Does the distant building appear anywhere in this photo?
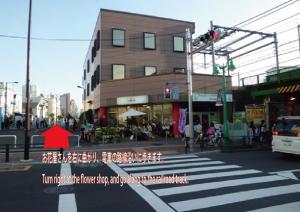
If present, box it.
[22,84,40,112]
[69,99,78,118]
[60,93,70,117]
[47,94,61,118]
[0,82,20,116]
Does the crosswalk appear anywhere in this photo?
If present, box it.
[108,154,300,212]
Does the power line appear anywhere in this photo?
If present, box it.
[0,31,186,42]
[232,56,300,77]
[234,0,299,28]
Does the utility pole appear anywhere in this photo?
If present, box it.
[186,28,194,151]
[274,32,280,74]
[4,82,8,118]
[210,21,216,74]
[24,0,32,160]
[298,25,300,55]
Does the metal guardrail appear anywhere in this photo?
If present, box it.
[30,135,80,147]
[0,135,17,148]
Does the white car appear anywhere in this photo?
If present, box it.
[272,116,300,155]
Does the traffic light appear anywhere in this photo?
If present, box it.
[199,30,220,44]
[164,86,172,100]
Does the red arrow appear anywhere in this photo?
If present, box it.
[40,125,73,148]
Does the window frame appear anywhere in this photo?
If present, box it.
[112,64,125,80]
[174,67,186,74]
[84,69,86,80]
[87,60,90,73]
[144,66,157,76]
[173,35,185,53]
[143,32,156,50]
[87,83,90,97]
[112,28,125,47]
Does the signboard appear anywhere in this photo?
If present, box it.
[193,93,233,102]
[172,85,180,100]
[245,105,265,125]
[117,95,148,105]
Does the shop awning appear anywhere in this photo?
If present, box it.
[277,84,300,94]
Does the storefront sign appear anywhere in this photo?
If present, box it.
[117,95,148,105]
[245,105,265,125]
[193,93,233,102]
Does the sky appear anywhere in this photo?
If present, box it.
[0,0,299,109]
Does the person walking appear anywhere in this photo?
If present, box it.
[194,120,203,150]
[184,121,191,154]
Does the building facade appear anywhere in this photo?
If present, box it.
[82,9,232,136]
[60,93,71,117]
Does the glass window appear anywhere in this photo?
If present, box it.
[84,69,86,80]
[174,36,184,52]
[174,68,185,73]
[112,64,125,80]
[87,83,90,96]
[144,32,155,49]
[112,29,125,47]
[145,66,156,76]
[87,60,90,73]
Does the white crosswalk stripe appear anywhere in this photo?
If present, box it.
[108,154,300,212]
[119,157,210,167]
[124,161,224,171]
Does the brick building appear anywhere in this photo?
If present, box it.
[82,9,232,136]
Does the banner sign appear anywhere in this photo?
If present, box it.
[178,108,187,134]
[245,105,265,125]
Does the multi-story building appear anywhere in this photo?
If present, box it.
[60,93,71,117]
[0,82,21,116]
[82,9,232,136]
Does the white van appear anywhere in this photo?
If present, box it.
[272,116,300,155]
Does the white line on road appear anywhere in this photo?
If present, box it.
[131,165,241,177]
[144,169,262,186]
[169,183,300,212]
[160,154,197,160]
[124,161,224,171]
[119,158,210,167]
[153,175,288,196]
[58,163,77,212]
[58,194,77,212]
[248,201,300,212]
[107,162,174,212]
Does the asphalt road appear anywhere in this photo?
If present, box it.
[1,150,300,212]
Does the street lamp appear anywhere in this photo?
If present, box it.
[214,59,235,147]
[4,81,18,118]
[77,85,86,124]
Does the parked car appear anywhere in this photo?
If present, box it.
[272,116,300,155]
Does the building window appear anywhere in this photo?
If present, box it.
[112,28,125,47]
[87,60,90,73]
[96,65,100,84]
[87,83,90,96]
[96,30,100,50]
[173,36,184,52]
[145,66,157,76]
[112,64,125,80]
[174,68,185,73]
[84,69,86,80]
[144,32,156,49]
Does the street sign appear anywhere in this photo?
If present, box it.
[172,85,179,100]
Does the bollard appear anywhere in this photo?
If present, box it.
[60,148,64,161]
[5,144,9,162]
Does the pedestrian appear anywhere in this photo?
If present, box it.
[35,116,39,129]
[69,118,74,131]
[194,120,202,142]
[259,120,267,144]
[248,121,255,145]
[184,121,191,154]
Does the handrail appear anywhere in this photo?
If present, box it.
[0,135,17,148]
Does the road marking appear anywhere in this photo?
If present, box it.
[59,163,73,186]
[153,175,288,196]
[124,161,224,171]
[58,194,77,212]
[119,158,211,167]
[58,163,77,212]
[107,162,174,212]
[131,165,241,177]
[248,201,300,212]
[144,169,262,185]
[161,154,197,160]
[269,170,300,181]
[169,183,300,211]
